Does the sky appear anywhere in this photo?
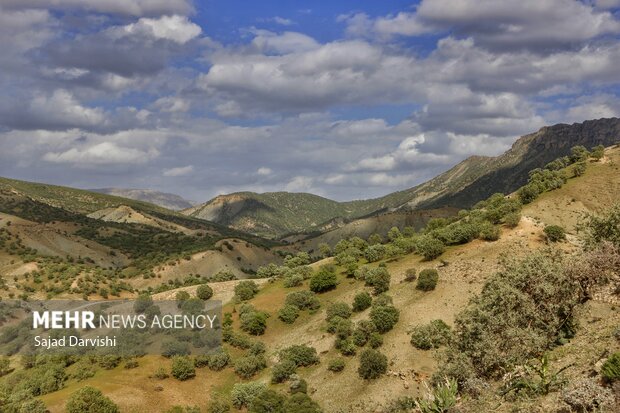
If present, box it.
[1,0,620,203]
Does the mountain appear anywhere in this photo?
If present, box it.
[90,188,194,210]
[185,118,620,238]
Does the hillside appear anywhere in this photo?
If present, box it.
[31,144,620,413]
[185,118,620,239]
[91,188,194,210]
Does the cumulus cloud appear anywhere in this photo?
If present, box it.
[257,167,272,176]
[115,15,201,44]
[42,141,159,166]
[251,30,319,54]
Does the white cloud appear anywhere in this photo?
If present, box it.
[251,30,320,54]
[117,15,201,44]
[152,96,190,112]
[163,165,194,176]
[24,90,107,130]
[43,141,158,166]
[1,0,194,17]
[257,167,272,176]
[272,17,294,26]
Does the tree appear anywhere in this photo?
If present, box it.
[235,280,259,301]
[175,290,190,307]
[279,345,320,367]
[234,355,267,379]
[171,356,196,381]
[66,387,120,413]
[278,304,300,324]
[271,359,297,383]
[570,145,590,162]
[285,291,320,310]
[580,204,620,248]
[231,382,266,409]
[368,233,383,245]
[249,389,286,413]
[358,349,388,379]
[364,266,391,295]
[196,284,214,300]
[387,226,402,241]
[417,269,439,291]
[518,184,541,204]
[352,291,372,312]
[410,319,452,350]
[318,243,331,258]
[283,394,322,413]
[326,302,352,321]
[309,266,337,293]
[572,161,586,177]
[240,310,269,335]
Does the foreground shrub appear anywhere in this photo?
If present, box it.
[580,204,620,248]
[325,302,352,321]
[436,252,581,382]
[416,378,458,413]
[601,352,620,383]
[479,222,500,241]
[543,225,566,242]
[66,387,119,413]
[271,359,297,384]
[503,211,521,228]
[171,356,196,381]
[416,269,439,291]
[410,320,452,350]
[561,378,614,413]
[358,349,388,379]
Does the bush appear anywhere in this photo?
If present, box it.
[248,389,286,413]
[601,352,620,383]
[364,244,386,262]
[208,351,231,371]
[561,378,614,413]
[573,161,586,177]
[240,310,269,336]
[410,320,452,350]
[352,320,377,347]
[231,382,266,409]
[518,184,540,204]
[285,291,320,311]
[544,225,566,242]
[416,378,458,413]
[171,356,196,381]
[283,274,303,288]
[235,280,259,301]
[369,305,399,333]
[196,284,213,300]
[368,332,383,348]
[278,304,300,324]
[364,266,391,295]
[358,349,388,379]
[280,345,319,367]
[66,386,119,413]
[404,268,417,282]
[284,393,322,413]
[580,204,620,248]
[416,269,439,291]
[207,395,231,413]
[234,355,267,379]
[416,236,445,261]
[309,266,337,293]
[328,358,346,372]
[591,144,605,160]
[288,374,308,394]
[437,252,582,382]
[503,211,521,228]
[335,337,357,356]
[271,359,297,383]
[326,302,352,321]
[175,290,190,306]
[352,291,372,312]
[479,222,500,241]
[153,366,169,379]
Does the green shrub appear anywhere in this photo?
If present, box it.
[208,351,230,371]
[416,236,445,261]
[580,204,620,248]
[231,382,266,409]
[479,222,500,241]
[171,356,196,381]
[175,290,190,306]
[66,387,119,413]
[570,145,590,162]
[369,305,399,333]
[518,184,540,204]
[335,337,357,356]
[416,269,439,291]
[283,274,303,288]
[503,211,521,228]
[326,302,352,321]
[573,161,586,177]
[364,244,386,262]
[207,395,231,413]
[352,291,372,312]
[602,352,620,383]
[235,280,259,301]
[279,345,319,367]
[285,291,320,311]
[368,332,383,348]
[328,358,346,372]
[404,268,417,282]
[248,389,286,413]
[364,266,391,295]
[352,320,377,347]
[416,378,458,413]
[544,225,566,242]
[358,349,388,379]
[240,310,269,336]
[283,393,322,413]
[271,359,297,383]
[591,144,605,160]
[309,266,337,293]
[410,320,452,350]
[234,355,267,379]
[196,284,213,300]
[153,366,169,379]
[278,304,300,324]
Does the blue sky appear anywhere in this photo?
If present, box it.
[1,0,619,202]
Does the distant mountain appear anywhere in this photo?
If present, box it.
[90,188,194,210]
[185,118,620,238]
